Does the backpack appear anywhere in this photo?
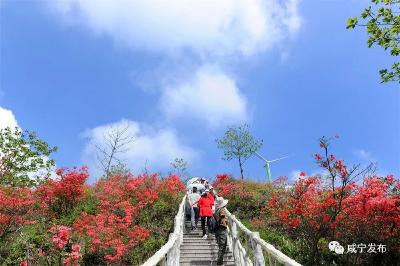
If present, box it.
[210,208,226,233]
[210,215,218,233]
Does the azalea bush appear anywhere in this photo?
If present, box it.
[260,138,400,265]
[214,137,400,266]
[0,168,185,265]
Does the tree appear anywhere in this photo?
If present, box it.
[347,0,400,83]
[216,124,262,180]
[92,122,135,178]
[170,157,189,180]
[0,127,57,187]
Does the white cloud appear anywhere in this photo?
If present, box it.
[289,170,302,182]
[353,149,376,162]
[160,66,248,127]
[45,0,303,130]
[81,119,199,179]
[0,106,19,129]
[47,0,301,57]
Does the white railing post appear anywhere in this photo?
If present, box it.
[166,233,176,266]
[230,215,240,265]
[159,257,166,266]
[251,232,265,266]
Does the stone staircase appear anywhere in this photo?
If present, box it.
[180,221,235,266]
[142,196,301,266]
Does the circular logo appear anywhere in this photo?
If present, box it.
[329,241,344,254]
[334,245,344,254]
[329,241,340,252]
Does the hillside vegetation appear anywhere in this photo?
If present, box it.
[0,168,184,265]
[213,141,400,266]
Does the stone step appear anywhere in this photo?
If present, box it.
[181,245,220,249]
[184,233,216,237]
[183,240,217,244]
[180,251,233,256]
[179,256,235,265]
[183,238,217,244]
[184,235,216,238]
[183,241,217,245]
[183,239,217,243]
[180,253,233,259]
[179,261,236,266]
[183,237,217,240]
[183,244,229,248]
[181,247,219,251]
[180,258,234,262]
[183,238,217,241]
[183,234,216,239]
[184,230,214,233]
[182,241,219,244]
[184,231,211,234]
[181,246,220,250]
[184,230,214,234]
[181,252,233,258]
[181,249,232,255]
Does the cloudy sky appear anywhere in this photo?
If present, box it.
[1,0,399,183]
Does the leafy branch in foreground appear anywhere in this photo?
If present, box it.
[0,127,57,187]
[347,0,400,83]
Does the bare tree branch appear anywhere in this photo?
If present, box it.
[92,122,135,178]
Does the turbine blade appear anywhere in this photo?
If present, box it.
[255,152,268,162]
[268,154,295,163]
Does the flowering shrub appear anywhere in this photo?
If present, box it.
[73,174,155,263]
[35,167,89,218]
[51,225,71,249]
[49,225,82,266]
[213,137,399,265]
[0,187,35,239]
[260,138,400,265]
[0,168,185,265]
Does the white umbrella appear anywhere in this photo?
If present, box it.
[187,183,205,192]
[186,177,200,186]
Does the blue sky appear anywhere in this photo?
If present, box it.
[1,0,399,183]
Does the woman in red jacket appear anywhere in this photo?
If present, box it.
[197,190,213,239]
[207,187,215,206]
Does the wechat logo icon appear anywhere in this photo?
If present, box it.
[329,241,344,254]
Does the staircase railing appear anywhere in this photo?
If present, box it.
[225,210,302,266]
[142,195,186,266]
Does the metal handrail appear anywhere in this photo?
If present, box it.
[141,195,186,266]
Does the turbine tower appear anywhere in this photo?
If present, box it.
[255,152,294,183]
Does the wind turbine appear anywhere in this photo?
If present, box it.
[255,152,294,183]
